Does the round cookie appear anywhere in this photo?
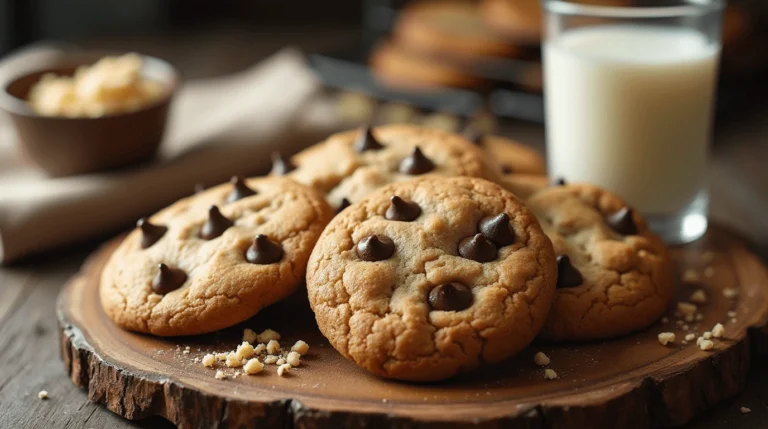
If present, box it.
[306,176,557,381]
[481,0,543,45]
[278,124,501,211]
[393,0,521,60]
[526,183,674,341]
[100,177,333,336]
[500,174,549,200]
[463,129,546,176]
[370,41,488,90]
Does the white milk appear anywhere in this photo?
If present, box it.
[545,25,719,214]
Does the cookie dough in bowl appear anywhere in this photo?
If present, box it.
[306,176,557,381]
[100,176,333,336]
[527,183,675,341]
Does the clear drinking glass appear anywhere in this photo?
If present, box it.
[542,0,724,244]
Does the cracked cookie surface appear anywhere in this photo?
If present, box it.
[526,184,674,341]
[306,176,556,381]
[100,177,333,336]
[284,124,499,211]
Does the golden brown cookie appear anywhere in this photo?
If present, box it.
[481,0,543,44]
[500,174,549,200]
[370,41,488,90]
[393,0,521,60]
[100,177,333,336]
[306,176,557,381]
[278,124,501,210]
[526,183,674,341]
[463,130,546,176]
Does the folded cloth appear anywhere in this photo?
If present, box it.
[0,46,323,264]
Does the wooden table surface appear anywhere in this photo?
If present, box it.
[1,27,768,429]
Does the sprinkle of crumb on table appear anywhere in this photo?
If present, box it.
[37,390,49,400]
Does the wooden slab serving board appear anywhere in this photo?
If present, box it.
[58,224,768,429]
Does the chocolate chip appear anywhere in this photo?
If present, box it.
[385,196,421,222]
[606,207,638,235]
[501,164,513,174]
[227,176,257,203]
[428,282,473,311]
[458,233,498,262]
[478,213,515,247]
[356,235,395,262]
[556,255,583,289]
[462,127,484,146]
[271,152,295,176]
[354,125,384,152]
[399,146,435,175]
[246,234,284,264]
[336,198,351,214]
[200,206,234,240]
[137,218,167,249]
[152,263,187,294]
[552,177,567,186]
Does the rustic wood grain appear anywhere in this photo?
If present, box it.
[55,225,768,429]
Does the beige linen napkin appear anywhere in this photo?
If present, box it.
[0,47,324,264]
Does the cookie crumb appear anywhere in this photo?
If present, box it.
[731,318,738,324]
[694,313,704,322]
[703,266,715,278]
[740,407,751,414]
[723,288,739,299]
[215,352,228,361]
[226,352,243,368]
[699,339,714,351]
[202,354,216,368]
[257,329,281,344]
[682,270,700,283]
[677,302,697,317]
[703,331,712,340]
[727,311,737,318]
[215,370,227,380]
[184,346,190,351]
[236,342,255,360]
[267,340,281,355]
[38,390,49,400]
[689,289,707,304]
[254,343,266,354]
[182,350,190,355]
[291,340,310,355]
[543,369,558,380]
[243,358,264,375]
[243,328,258,344]
[533,352,551,366]
[277,363,291,376]
[264,355,278,365]
[276,358,286,366]
[287,351,302,367]
[712,323,725,338]
[685,333,696,342]
[658,332,676,346]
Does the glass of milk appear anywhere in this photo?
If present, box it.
[543,0,724,244]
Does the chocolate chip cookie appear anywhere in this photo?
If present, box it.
[306,176,557,381]
[100,177,333,336]
[500,174,549,200]
[393,0,521,60]
[526,183,674,341]
[462,129,546,176]
[280,124,501,212]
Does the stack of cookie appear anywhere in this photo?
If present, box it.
[101,124,674,382]
[370,0,539,91]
